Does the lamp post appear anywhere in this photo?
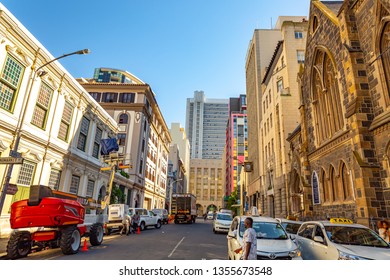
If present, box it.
[0,49,90,215]
[168,178,183,215]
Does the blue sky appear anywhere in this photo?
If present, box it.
[1,0,311,127]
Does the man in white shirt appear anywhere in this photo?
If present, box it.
[234,217,257,260]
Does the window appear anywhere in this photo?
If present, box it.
[48,169,61,190]
[341,163,352,200]
[102,92,117,103]
[0,55,25,111]
[120,93,135,103]
[311,49,344,145]
[297,50,305,64]
[17,161,36,186]
[380,22,390,103]
[117,133,126,146]
[89,92,101,102]
[77,116,90,151]
[92,127,102,158]
[70,175,80,194]
[58,101,74,142]
[31,82,53,129]
[118,113,128,124]
[294,31,303,39]
[277,79,283,92]
[86,180,95,198]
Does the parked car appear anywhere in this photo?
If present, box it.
[295,218,390,260]
[213,212,233,234]
[276,218,302,241]
[227,215,302,260]
[152,208,169,224]
[128,208,162,231]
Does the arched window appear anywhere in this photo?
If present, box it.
[119,113,128,124]
[330,166,337,202]
[380,22,390,102]
[312,16,319,34]
[311,49,344,145]
[341,162,352,200]
[321,169,329,202]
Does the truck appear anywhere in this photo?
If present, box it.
[171,193,197,224]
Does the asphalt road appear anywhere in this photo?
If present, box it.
[12,219,228,260]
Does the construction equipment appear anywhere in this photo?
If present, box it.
[7,185,104,259]
[6,138,125,259]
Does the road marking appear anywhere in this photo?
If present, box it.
[168,237,185,258]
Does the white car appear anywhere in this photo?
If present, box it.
[295,218,390,260]
[276,218,302,241]
[206,211,214,220]
[227,215,302,260]
[213,212,233,234]
[129,208,162,231]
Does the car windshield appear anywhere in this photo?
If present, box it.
[282,222,301,234]
[216,214,232,221]
[325,225,390,247]
[240,221,288,240]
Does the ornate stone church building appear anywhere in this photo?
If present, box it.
[287,0,390,227]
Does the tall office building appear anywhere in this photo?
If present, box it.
[186,91,228,159]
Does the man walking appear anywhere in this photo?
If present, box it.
[234,217,257,260]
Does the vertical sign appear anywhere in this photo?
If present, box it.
[312,171,320,205]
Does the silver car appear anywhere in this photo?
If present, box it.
[227,215,302,260]
[296,219,390,260]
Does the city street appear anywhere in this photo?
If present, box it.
[8,219,228,260]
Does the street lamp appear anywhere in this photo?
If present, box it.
[168,178,183,214]
[0,49,90,214]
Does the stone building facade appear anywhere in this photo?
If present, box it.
[78,70,171,210]
[288,0,390,227]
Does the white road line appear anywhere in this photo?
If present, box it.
[168,236,185,258]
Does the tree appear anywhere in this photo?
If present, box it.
[110,184,126,204]
[226,187,238,212]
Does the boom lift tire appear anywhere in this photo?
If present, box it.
[7,231,32,259]
[89,223,104,246]
[60,226,81,255]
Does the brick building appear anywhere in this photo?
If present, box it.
[287,0,390,227]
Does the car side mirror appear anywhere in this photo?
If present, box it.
[313,236,324,244]
[289,234,295,240]
[228,230,237,238]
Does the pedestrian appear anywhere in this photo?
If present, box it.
[132,212,140,233]
[378,220,390,243]
[120,212,131,236]
[204,213,207,221]
[234,217,257,260]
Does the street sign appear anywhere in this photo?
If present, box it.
[0,157,24,164]
[6,184,18,195]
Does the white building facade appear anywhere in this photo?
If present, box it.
[0,4,118,237]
